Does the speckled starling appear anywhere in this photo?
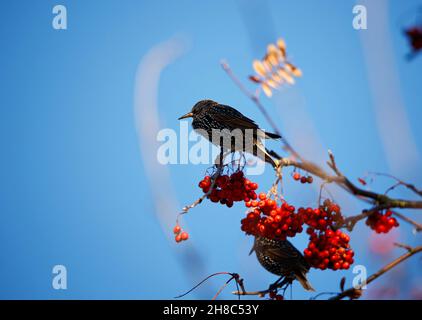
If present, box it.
[250,235,314,291]
[178,99,280,167]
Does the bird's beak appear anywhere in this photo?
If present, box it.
[178,112,193,120]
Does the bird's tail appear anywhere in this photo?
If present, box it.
[295,272,315,292]
[257,129,281,140]
[255,144,279,168]
[264,131,281,139]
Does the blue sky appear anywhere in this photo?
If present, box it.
[0,0,421,299]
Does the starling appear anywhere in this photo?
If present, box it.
[250,235,314,291]
[178,99,280,167]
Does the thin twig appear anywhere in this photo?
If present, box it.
[369,172,422,197]
[394,242,413,251]
[232,276,291,297]
[175,272,236,299]
[212,275,235,300]
[391,211,422,232]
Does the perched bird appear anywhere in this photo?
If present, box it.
[178,99,280,167]
[250,235,314,291]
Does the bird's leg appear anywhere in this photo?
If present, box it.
[214,146,229,168]
[211,148,230,181]
[266,149,284,171]
[267,149,282,160]
[268,276,285,291]
[275,276,284,285]
[280,279,293,297]
[218,146,224,167]
[268,276,293,297]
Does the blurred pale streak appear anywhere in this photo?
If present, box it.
[133,36,212,298]
[134,36,186,236]
[359,0,420,178]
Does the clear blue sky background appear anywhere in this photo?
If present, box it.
[0,0,421,299]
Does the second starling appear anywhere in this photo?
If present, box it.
[250,235,315,291]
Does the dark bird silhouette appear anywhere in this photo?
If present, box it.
[250,235,314,291]
[178,99,280,167]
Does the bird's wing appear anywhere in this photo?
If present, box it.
[263,240,303,262]
[259,239,310,274]
[209,104,259,131]
[265,246,300,261]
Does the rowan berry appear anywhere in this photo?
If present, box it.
[173,225,181,234]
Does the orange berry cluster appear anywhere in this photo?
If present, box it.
[292,172,313,184]
[304,229,354,270]
[365,210,399,234]
[199,171,258,208]
[249,38,302,97]
[173,225,189,243]
[241,193,304,241]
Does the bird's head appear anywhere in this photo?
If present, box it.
[178,99,217,120]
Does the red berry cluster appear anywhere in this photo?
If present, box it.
[173,224,189,243]
[302,201,353,270]
[292,172,313,184]
[301,200,344,233]
[199,171,258,208]
[304,229,354,270]
[366,210,399,234]
[241,193,304,241]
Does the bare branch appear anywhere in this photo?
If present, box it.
[232,276,291,297]
[334,208,378,232]
[280,155,422,211]
[220,65,422,212]
[215,55,422,301]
